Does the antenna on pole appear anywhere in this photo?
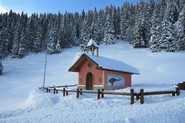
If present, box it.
[42,42,48,89]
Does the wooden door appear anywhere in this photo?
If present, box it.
[86,72,93,90]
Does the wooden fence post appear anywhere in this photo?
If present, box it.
[179,83,182,90]
[80,89,83,95]
[176,88,180,96]
[66,90,68,96]
[97,89,101,100]
[77,89,79,98]
[172,91,175,96]
[140,89,144,104]
[183,82,185,90]
[101,89,104,98]
[54,88,56,94]
[63,88,66,96]
[130,89,134,105]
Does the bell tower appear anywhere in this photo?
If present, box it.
[86,39,99,56]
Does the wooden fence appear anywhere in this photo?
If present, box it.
[42,86,180,105]
[177,82,185,90]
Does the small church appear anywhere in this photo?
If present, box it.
[69,39,139,90]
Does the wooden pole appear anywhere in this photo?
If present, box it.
[179,83,182,89]
[101,89,104,98]
[77,89,79,98]
[97,48,99,56]
[183,82,185,90]
[172,91,175,96]
[92,47,94,55]
[140,89,144,104]
[176,88,180,96]
[130,89,134,105]
[80,89,83,95]
[63,88,66,96]
[66,90,68,96]
[54,87,56,94]
[97,89,100,100]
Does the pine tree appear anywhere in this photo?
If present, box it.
[149,2,163,52]
[0,33,3,59]
[165,0,179,24]
[176,6,185,50]
[47,20,58,54]
[134,13,148,48]
[0,60,3,75]
[91,8,102,42]
[80,19,91,51]
[34,22,42,53]
[159,20,177,52]
[80,11,92,50]
[11,15,22,58]
[112,6,121,37]
[120,3,129,40]
[103,8,115,45]
[26,14,37,51]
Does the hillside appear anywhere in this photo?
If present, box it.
[0,41,185,123]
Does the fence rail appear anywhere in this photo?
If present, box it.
[41,86,180,105]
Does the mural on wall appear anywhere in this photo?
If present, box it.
[107,74,125,89]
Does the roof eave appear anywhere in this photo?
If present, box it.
[97,67,139,75]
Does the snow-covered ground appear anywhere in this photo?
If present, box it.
[0,41,185,123]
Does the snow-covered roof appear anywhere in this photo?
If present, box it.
[69,53,139,74]
[87,39,99,48]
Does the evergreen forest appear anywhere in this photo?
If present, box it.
[0,0,185,59]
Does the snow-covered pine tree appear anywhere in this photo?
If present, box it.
[164,0,179,24]
[47,20,58,54]
[54,13,63,53]
[0,60,3,75]
[134,13,147,48]
[17,12,28,58]
[120,3,129,40]
[61,12,74,48]
[0,33,3,59]
[159,20,177,52]
[112,6,120,37]
[103,8,115,45]
[80,19,91,51]
[125,3,136,42]
[133,1,150,48]
[11,19,22,58]
[34,20,42,53]
[176,6,185,50]
[159,0,167,20]
[26,14,37,51]
[91,8,103,43]
[149,2,163,52]
[0,14,11,57]
[80,11,92,51]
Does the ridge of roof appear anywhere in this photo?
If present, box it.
[69,53,139,75]
[87,39,99,47]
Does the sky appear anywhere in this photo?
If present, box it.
[0,0,147,15]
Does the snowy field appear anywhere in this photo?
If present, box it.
[0,41,185,123]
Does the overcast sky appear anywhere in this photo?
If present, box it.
[0,0,148,14]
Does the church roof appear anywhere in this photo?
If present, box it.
[69,53,139,74]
